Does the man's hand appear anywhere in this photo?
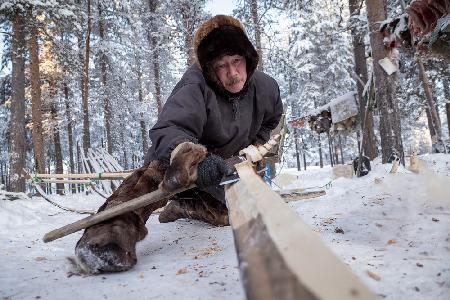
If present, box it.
[160,142,207,192]
[196,154,234,189]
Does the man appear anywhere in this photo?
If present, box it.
[74,15,283,273]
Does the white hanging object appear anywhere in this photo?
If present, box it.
[378,57,398,75]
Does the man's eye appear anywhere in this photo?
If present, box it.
[233,59,241,64]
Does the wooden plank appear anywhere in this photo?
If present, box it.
[225,161,376,300]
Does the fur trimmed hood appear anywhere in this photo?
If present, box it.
[194,15,259,96]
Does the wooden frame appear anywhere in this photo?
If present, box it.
[225,161,376,300]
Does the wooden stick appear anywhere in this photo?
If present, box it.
[28,172,133,180]
[40,179,92,184]
[42,185,194,243]
[225,161,376,300]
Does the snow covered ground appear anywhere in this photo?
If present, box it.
[1,154,449,300]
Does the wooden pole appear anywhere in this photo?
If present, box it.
[28,172,132,179]
[40,179,92,184]
[42,184,194,243]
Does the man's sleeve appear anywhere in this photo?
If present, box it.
[149,83,207,165]
[255,85,283,144]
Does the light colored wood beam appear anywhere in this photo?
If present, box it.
[225,161,376,300]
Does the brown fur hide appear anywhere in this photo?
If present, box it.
[75,142,208,273]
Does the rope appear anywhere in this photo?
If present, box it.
[25,169,96,215]
[32,183,95,215]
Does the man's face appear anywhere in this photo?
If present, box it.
[213,55,247,94]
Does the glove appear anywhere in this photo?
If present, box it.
[196,154,234,189]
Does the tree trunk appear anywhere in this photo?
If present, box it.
[28,15,45,174]
[294,129,301,171]
[98,2,113,155]
[180,2,196,66]
[365,0,404,163]
[81,0,92,153]
[338,134,344,164]
[318,134,323,168]
[77,142,83,192]
[250,0,263,71]
[63,83,76,193]
[417,59,445,152]
[136,58,149,157]
[51,101,64,195]
[425,106,436,139]
[348,0,377,160]
[444,78,450,138]
[327,131,334,166]
[334,137,340,165]
[148,0,163,114]
[9,11,27,192]
[121,130,129,170]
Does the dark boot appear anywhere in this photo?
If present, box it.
[159,189,229,226]
[75,161,167,273]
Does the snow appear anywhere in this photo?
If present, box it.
[306,91,358,124]
[329,91,359,123]
[1,154,450,299]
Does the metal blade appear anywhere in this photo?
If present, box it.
[219,173,240,185]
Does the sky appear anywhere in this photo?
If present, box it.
[205,0,236,15]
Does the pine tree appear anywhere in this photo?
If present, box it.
[365,0,404,163]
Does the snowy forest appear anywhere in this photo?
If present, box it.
[1,1,450,299]
[0,0,449,193]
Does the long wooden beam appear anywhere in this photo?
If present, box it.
[225,161,376,300]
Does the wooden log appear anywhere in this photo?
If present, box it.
[225,161,376,300]
[42,184,194,243]
[279,190,326,202]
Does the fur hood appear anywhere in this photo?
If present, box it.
[194,15,259,96]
